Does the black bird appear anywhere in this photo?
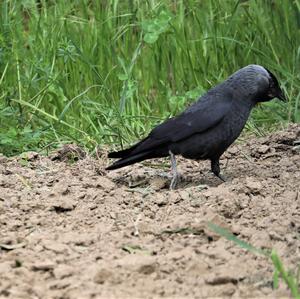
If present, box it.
[106,65,286,189]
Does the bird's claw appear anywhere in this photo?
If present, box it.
[169,173,180,190]
[216,173,226,182]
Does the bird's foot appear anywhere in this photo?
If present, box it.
[169,150,180,190]
[211,159,226,183]
[169,173,180,190]
[215,173,226,182]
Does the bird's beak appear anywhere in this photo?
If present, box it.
[277,89,287,102]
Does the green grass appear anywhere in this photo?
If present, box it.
[208,222,300,298]
[0,0,299,156]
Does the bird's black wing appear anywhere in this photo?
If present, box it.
[130,93,233,154]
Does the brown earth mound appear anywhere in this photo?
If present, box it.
[0,125,299,298]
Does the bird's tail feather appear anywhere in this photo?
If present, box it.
[108,147,135,158]
[106,150,153,170]
[107,139,145,158]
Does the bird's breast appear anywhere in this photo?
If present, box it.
[218,103,252,146]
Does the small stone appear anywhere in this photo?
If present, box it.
[227,147,239,155]
[19,151,39,161]
[117,255,157,275]
[53,264,74,279]
[250,231,272,249]
[269,231,284,241]
[97,177,115,191]
[155,193,168,206]
[50,197,77,212]
[0,154,9,163]
[138,263,156,275]
[150,177,167,191]
[245,178,263,194]
[168,192,181,204]
[42,240,69,254]
[51,144,86,161]
[32,260,55,271]
[48,278,71,290]
[231,224,241,235]
[109,212,116,219]
[205,275,238,285]
[60,232,93,246]
[53,181,69,195]
[179,190,190,201]
[94,269,113,284]
[205,264,246,286]
[257,145,270,154]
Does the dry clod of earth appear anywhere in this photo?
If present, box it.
[0,125,299,298]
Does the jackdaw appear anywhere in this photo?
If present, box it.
[106,65,286,189]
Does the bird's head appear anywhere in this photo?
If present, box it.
[263,67,286,102]
[230,65,286,103]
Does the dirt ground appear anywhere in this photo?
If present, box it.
[0,125,299,299]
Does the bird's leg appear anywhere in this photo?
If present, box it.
[169,150,179,190]
[211,159,226,182]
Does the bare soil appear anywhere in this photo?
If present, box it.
[0,125,300,299]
